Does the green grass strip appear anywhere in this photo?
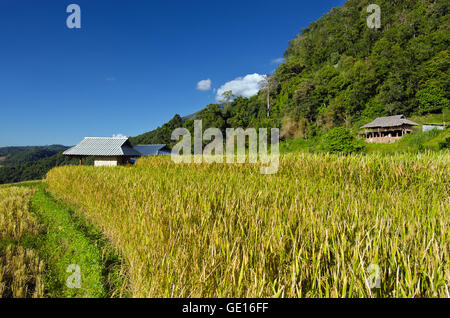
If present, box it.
[31,187,128,298]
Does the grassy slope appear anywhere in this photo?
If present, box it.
[280,137,319,154]
[410,110,449,125]
[0,180,42,189]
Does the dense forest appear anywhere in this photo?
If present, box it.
[131,0,449,145]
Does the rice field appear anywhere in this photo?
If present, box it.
[45,153,449,298]
[0,187,45,298]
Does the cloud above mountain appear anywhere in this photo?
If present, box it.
[216,73,267,102]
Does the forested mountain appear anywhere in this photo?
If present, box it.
[132,0,449,143]
[0,153,85,184]
[0,145,67,157]
[0,145,68,166]
[130,115,184,147]
[0,146,91,185]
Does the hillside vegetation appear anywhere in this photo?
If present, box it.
[132,0,449,145]
[46,153,449,297]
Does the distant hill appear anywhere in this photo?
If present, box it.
[182,105,225,121]
[182,111,199,122]
[0,145,93,185]
[0,145,69,166]
[0,145,67,156]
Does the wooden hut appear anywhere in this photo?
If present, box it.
[360,115,419,144]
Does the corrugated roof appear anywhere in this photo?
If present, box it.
[63,137,142,157]
[361,115,419,129]
[134,145,170,156]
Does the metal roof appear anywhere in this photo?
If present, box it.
[63,137,142,157]
[361,115,419,129]
[133,145,171,156]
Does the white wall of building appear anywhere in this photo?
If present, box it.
[423,125,445,132]
[94,157,119,167]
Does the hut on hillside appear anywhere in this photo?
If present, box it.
[360,115,419,144]
[63,137,142,167]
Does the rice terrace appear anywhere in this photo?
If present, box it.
[0,0,449,306]
[1,152,448,298]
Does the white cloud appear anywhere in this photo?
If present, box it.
[106,77,116,81]
[271,57,285,65]
[216,73,267,102]
[112,134,127,139]
[196,79,212,91]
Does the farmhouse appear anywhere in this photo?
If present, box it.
[360,115,419,144]
[63,138,172,166]
[63,137,142,167]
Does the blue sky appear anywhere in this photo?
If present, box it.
[0,0,345,147]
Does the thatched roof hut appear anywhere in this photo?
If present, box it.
[360,115,419,144]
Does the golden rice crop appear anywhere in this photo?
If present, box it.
[0,187,45,298]
[0,187,40,241]
[0,245,45,298]
[45,153,449,298]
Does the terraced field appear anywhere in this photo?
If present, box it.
[45,153,449,297]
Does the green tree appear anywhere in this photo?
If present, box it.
[322,127,366,155]
[221,90,235,110]
[416,81,450,115]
